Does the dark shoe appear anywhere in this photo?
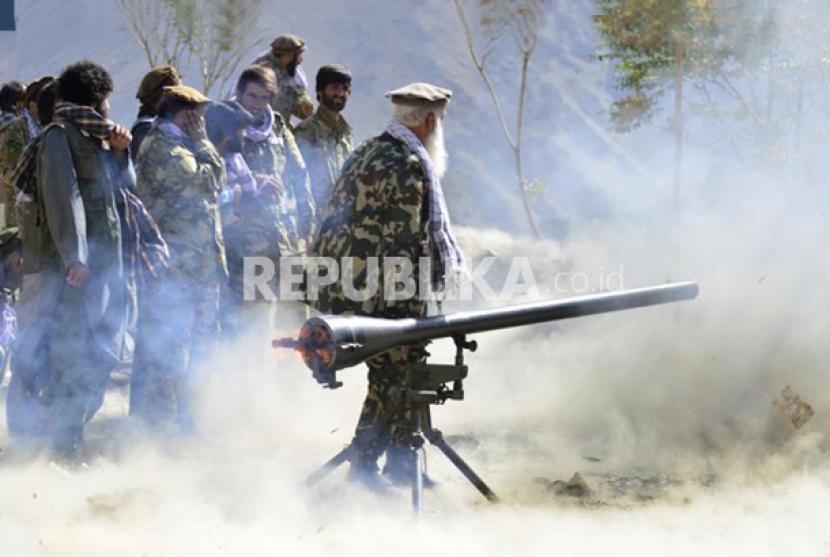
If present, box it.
[346,459,392,494]
[50,431,89,469]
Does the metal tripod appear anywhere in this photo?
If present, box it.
[306,335,500,514]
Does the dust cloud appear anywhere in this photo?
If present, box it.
[3,1,830,555]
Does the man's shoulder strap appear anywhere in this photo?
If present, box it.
[41,120,92,145]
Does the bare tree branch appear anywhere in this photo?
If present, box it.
[118,0,263,96]
[454,0,517,149]
[454,0,546,238]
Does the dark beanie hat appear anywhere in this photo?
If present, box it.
[315,64,352,93]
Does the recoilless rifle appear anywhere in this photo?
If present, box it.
[274,281,699,514]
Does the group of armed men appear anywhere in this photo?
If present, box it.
[0,33,465,487]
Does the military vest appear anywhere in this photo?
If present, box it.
[27,122,122,274]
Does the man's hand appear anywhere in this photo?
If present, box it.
[255,173,283,198]
[298,99,314,119]
[109,125,132,151]
[66,261,90,287]
[183,110,208,142]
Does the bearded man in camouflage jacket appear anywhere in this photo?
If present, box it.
[310,82,465,486]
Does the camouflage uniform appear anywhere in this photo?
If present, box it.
[294,108,353,229]
[251,52,312,125]
[311,132,430,470]
[0,116,32,228]
[130,123,227,426]
[242,113,313,252]
[221,113,313,331]
[0,110,16,128]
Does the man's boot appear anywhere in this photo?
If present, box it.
[346,454,391,494]
[50,425,88,467]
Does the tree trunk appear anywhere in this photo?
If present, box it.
[794,77,804,154]
[516,52,543,239]
[672,41,685,220]
[765,0,774,126]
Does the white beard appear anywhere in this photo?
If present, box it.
[424,119,448,179]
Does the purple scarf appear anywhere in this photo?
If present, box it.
[224,152,257,193]
[156,118,189,142]
[244,105,275,143]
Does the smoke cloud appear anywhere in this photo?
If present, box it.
[2,0,830,555]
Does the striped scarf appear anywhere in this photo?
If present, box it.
[384,121,465,291]
[53,101,115,140]
[120,188,170,279]
[11,103,116,199]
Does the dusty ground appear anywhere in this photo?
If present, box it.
[0,210,827,556]
[0,348,827,557]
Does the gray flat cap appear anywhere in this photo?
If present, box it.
[385,82,453,107]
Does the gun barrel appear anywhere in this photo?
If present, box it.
[402,281,699,341]
[287,282,699,378]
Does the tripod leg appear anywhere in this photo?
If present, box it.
[427,430,499,503]
[306,445,353,487]
[412,446,424,516]
[411,410,426,516]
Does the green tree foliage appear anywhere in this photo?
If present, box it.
[593,0,743,132]
[595,2,830,168]
[592,1,769,213]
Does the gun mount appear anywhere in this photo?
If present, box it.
[274,281,699,515]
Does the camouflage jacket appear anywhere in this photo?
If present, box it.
[294,108,353,225]
[135,124,227,283]
[0,116,33,227]
[239,113,314,253]
[0,110,17,129]
[0,115,34,184]
[310,133,429,318]
[251,52,312,125]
